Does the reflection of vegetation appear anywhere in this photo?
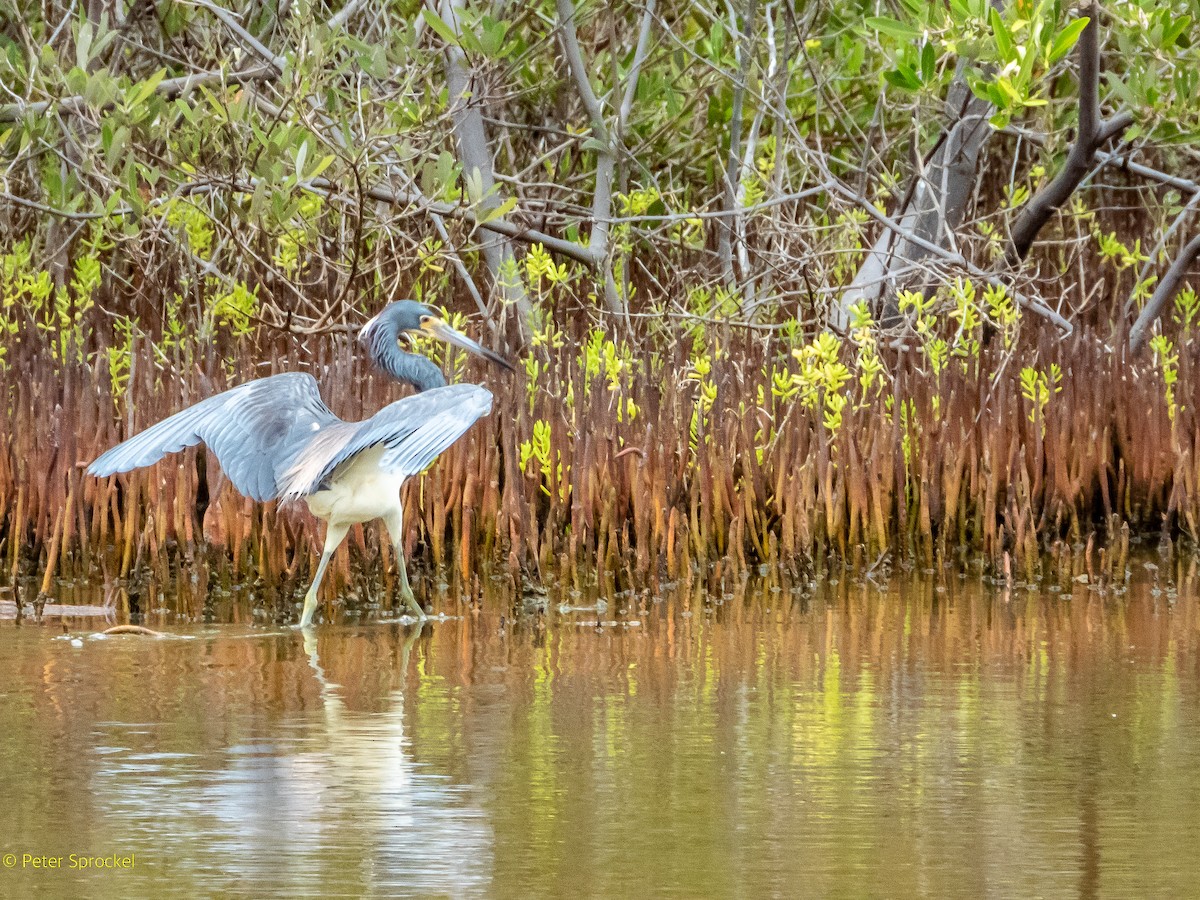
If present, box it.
[6,564,1200,895]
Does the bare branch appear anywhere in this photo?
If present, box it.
[617,0,657,137]
[717,0,757,287]
[429,212,494,335]
[1128,233,1200,353]
[834,61,992,329]
[831,182,1074,333]
[431,0,533,339]
[1125,191,1200,318]
[183,0,288,72]
[555,0,623,318]
[1077,0,1099,143]
[0,189,109,220]
[1005,2,1131,265]
[325,0,370,29]
[1003,125,1200,196]
[555,0,609,143]
[0,65,275,123]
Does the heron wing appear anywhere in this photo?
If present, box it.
[88,373,340,501]
[278,383,494,500]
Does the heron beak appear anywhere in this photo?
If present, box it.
[420,317,516,372]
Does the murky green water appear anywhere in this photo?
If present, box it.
[2,559,1200,898]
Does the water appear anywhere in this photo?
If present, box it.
[2,560,1199,898]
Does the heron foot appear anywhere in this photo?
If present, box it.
[401,589,427,621]
[299,592,319,628]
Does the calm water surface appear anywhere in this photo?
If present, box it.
[2,560,1200,898]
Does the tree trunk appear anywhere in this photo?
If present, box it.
[438,0,533,344]
[832,64,992,331]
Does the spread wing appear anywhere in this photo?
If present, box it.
[89,373,340,501]
[277,383,494,500]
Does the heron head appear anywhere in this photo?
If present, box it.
[359,300,515,385]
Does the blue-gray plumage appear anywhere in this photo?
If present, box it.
[89,300,514,627]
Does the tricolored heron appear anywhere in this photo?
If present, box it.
[88,301,514,627]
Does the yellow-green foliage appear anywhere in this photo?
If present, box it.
[274,195,326,276]
[682,285,741,342]
[164,199,216,260]
[527,316,566,412]
[686,353,718,455]
[209,281,258,337]
[947,278,983,372]
[105,316,136,403]
[519,419,567,500]
[496,254,524,299]
[898,288,950,379]
[828,209,870,283]
[0,241,38,368]
[983,283,1020,349]
[791,331,852,436]
[525,242,571,289]
[899,397,918,472]
[1094,228,1149,270]
[848,302,886,404]
[1173,287,1199,337]
[1020,363,1063,434]
[579,328,638,407]
[0,230,109,366]
[1150,336,1179,424]
[739,133,776,209]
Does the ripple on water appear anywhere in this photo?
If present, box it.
[2,563,1200,898]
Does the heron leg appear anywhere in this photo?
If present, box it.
[299,521,350,628]
[384,508,426,621]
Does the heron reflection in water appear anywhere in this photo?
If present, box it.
[89,301,514,626]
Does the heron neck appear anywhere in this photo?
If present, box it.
[370,342,447,392]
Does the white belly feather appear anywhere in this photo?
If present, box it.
[302,445,407,525]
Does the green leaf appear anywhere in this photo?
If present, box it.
[308,154,335,180]
[173,97,195,125]
[105,125,129,169]
[126,68,167,110]
[709,21,725,59]
[421,9,461,46]
[75,22,94,71]
[65,66,88,96]
[1161,16,1192,49]
[478,195,517,224]
[124,162,144,217]
[865,16,920,41]
[995,76,1022,105]
[294,141,308,180]
[884,65,921,91]
[480,16,510,57]
[920,42,936,83]
[435,150,458,191]
[989,7,1015,61]
[1017,40,1037,88]
[1048,17,1088,63]
[457,22,483,56]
